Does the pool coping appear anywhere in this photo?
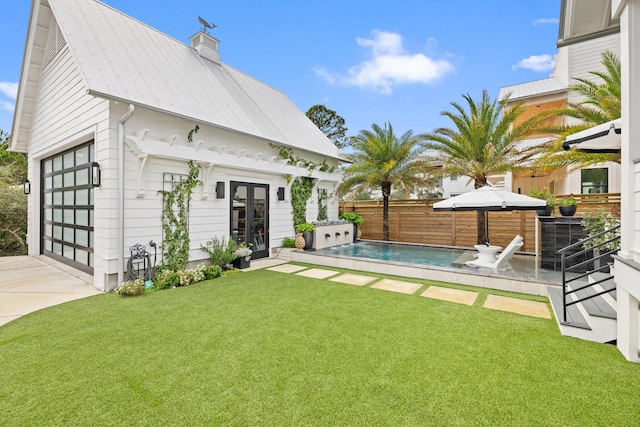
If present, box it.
[291,249,560,297]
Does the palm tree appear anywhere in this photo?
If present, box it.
[533,51,621,169]
[340,123,434,241]
[421,90,543,244]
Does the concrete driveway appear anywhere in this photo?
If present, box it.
[0,256,101,327]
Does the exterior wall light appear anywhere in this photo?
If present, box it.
[91,162,101,187]
[23,179,31,195]
[216,181,225,199]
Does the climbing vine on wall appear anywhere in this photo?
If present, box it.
[159,160,201,271]
[291,176,315,229]
[317,188,328,221]
[270,144,336,173]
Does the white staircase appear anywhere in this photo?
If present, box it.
[548,272,617,343]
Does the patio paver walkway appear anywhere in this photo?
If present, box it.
[371,279,422,295]
[266,264,308,274]
[330,273,377,286]
[421,286,479,306]
[483,295,551,319]
[296,268,340,279]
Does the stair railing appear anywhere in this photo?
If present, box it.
[557,224,620,323]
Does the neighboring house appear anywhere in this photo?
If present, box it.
[497,1,621,198]
[10,0,342,291]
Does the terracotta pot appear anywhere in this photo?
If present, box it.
[295,232,306,252]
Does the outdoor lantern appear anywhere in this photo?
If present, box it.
[90,162,101,187]
[23,179,30,195]
[216,181,225,199]
[277,187,285,201]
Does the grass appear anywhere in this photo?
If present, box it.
[1,266,639,425]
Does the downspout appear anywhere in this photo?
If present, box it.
[117,104,135,288]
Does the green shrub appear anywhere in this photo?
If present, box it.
[203,264,222,280]
[339,212,364,226]
[282,237,296,248]
[200,236,238,267]
[295,222,316,232]
[114,278,145,296]
[154,270,180,290]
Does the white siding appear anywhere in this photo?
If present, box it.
[568,33,620,94]
[25,42,110,291]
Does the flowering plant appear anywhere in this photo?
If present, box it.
[234,241,253,261]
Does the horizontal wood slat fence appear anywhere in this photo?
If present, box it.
[339,194,621,254]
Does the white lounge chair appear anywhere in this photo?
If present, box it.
[466,235,523,270]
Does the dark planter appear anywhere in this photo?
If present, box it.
[232,257,250,269]
[536,206,553,217]
[303,230,314,250]
[352,224,358,242]
[559,205,577,217]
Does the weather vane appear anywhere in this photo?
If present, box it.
[198,17,217,34]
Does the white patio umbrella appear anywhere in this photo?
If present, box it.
[563,118,621,153]
[433,185,547,244]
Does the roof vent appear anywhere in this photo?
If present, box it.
[189,32,221,65]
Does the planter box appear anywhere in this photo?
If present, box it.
[232,257,250,269]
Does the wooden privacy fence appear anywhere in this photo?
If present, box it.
[339,194,621,254]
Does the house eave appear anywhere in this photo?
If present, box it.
[87,89,344,162]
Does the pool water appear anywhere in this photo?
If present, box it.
[316,241,466,268]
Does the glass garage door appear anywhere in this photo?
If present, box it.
[41,141,95,273]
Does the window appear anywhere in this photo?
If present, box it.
[450,175,458,181]
[581,168,608,194]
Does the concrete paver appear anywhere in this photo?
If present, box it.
[483,294,551,319]
[267,264,308,274]
[295,268,340,279]
[371,279,422,295]
[329,273,377,286]
[421,286,479,306]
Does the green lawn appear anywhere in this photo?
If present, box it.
[1,267,639,425]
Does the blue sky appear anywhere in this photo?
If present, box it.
[0,0,561,139]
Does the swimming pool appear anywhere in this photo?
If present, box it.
[299,240,562,296]
[317,241,466,268]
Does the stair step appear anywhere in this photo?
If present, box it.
[548,288,591,330]
[589,272,616,300]
[568,281,617,320]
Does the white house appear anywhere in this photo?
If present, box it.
[10,0,343,291]
[527,0,640,363]
[497,14,621,198]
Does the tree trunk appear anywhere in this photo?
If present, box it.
[477,211,487,245]
[382,182,391,241]
[475,179,488,245]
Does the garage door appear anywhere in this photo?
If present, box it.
[41,141,95,274]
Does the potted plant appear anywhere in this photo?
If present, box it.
[530,188,556,216]
[339,212,364,241]
[558,196,578,217]
[232,241,253,269]
[295,222,316,250]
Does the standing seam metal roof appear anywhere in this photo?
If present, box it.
[47,0,341,159]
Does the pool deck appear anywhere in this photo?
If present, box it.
[290,246,562,297]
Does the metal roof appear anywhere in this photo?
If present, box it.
[14,0,341,159]
[498,77,568,102]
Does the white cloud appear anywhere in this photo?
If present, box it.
[0,100,15,113]
[533,18,559,26]
[512,54,554,73]
[314,30,454,95]
[0,82,18,100]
